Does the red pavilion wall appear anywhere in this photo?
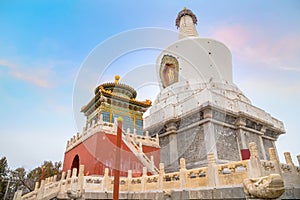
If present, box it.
[63,132,160,177]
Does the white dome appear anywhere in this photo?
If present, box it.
[156,37,233,90]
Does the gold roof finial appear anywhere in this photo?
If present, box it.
[184,6,187,10]
[115,75,120,83]
[117,116,123,122]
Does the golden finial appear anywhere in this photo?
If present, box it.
[117,116,123,122]
[115,75,120,83]
[184,6,187,10]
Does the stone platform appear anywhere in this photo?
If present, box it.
[16,142,300,200]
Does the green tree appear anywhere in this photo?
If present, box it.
[10,167,32,193]
[11,160,62,195]
[0,160,63,199]
[0,156,8,199]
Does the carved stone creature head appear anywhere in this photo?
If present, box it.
[243,173,284,199]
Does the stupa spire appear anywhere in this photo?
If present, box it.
[175,7,199,39]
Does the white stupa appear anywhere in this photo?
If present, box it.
[144,8,285,172]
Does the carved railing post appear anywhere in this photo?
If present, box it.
[179,158,187,189]
[283,152,300,185]
[59,171,66,194]
[207,153,218,187]
[145,131,149,144]
[66,169,71,179]
[141,167,147,191]
[269,148,282,176]
[53,175,57,182]
[70,168,78,192]
[149,156,155,173]
[248,142,262,178]
[284,152,297,174]
[127,170,132,191]
[13,190,22,200]
[139,142,143,153]
[34,181,39,191]
[72,168,77,178]
[103,168,110,191]
[284,152,295,168]
[36,179,45,199]
[61,171,66,181]
[78,165,85,193]
[158,163,165,190]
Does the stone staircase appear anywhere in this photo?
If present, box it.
[122,130,159,175]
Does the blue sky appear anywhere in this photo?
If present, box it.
[0,0,299,169]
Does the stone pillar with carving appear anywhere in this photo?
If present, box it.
[36,179,45,199]
[269,148,282,176]
[78,165,85,194]
[141,167,147,192]
[61,171,66,181]
[248,142,262,178]
[103,168,110,191]
[284,152,297,174]
[179,158,187,189]
[70,168,78,193]
[34,181,39,191]
[207,153,218,187]
[59,171,66,194]
[13,190,22,200]
[127,170,132,191]
[159,163,165,190]
[66,169,71,180]
[284,152,295,167]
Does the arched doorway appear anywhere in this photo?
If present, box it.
[71,155,79,176]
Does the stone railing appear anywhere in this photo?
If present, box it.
[66,115,159,152]
[124,129,159,148]
[145,89,284,132]
[279,152,300,186]
[217,160,248,186]
[18,142,300,200]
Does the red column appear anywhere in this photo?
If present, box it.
[113,118,123,200]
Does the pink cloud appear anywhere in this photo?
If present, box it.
[0,59,54,88]
[11,69,51,88]
[210,25,251,53]
[210,24,300,72]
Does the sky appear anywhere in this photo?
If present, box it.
[0,0,299,170]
